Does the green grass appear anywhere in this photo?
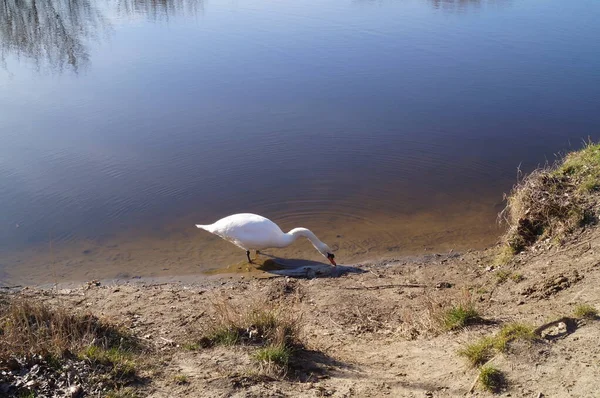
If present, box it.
[499,141,600,258]
[181,342,200,351]
[510,273,524,283]
[553,142,600,192]
[478,365,506,393]
[495,270,511,284]
[494,323,535,352]
[173,374,189,384]
[79,346,136,379]
[458,323,537,367]
[574,304,598,319]
[207,327,241,346]
[458,337,495,367]
[253,344,292,367]
[106,388,138,398]
[442,304,481,331]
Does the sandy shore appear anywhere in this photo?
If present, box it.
[3,223,600,397]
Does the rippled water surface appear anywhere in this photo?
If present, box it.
[1,0,600,284]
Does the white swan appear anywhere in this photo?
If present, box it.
[196,213,337,266]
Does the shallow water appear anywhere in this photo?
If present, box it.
[1,0,600,284]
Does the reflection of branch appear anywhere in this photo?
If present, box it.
[0,0,109,72]
[116,0,204,21]
[0,0,204,73]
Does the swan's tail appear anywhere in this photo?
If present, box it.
[195,224,210,231]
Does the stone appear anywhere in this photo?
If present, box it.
[69,384,84,398]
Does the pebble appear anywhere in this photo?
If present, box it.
[69,384,83,398]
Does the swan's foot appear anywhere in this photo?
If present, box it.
[246,250,253,264]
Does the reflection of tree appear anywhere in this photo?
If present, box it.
[429,0,509,13]
[0,0,203,73]
[116,0,203,21]
[0,0,109,72]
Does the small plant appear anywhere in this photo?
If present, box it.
[478,365,506,392]
[574,304,598,319]
[203,299,300,348]
[106,387,138,398]
[208,327,240,346]
[499,142,600,255]
[181,342,200,351]
[79,346,136,379]
[201,299,303,375]
[510,273,524,283]
[173,374,189,384]
[253,344,291,367]
[458,323,537,367]
[494,323,535,352]
[458,337,495,367]
[495,270,511,284]
[442,304,481,331]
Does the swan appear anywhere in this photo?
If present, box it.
[195,213,337,266]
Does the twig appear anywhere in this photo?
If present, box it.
[0,285,23,289]
[344,284,427,290]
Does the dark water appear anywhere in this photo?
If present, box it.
[1,0,600,284]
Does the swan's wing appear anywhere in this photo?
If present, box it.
[213,214,285,250]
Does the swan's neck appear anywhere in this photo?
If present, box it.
[285,228,327,252]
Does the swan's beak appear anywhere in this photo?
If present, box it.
[327,253,336,266]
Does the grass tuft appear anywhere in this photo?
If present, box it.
[478,365,506,393]
[494,323,535,352]
[0,296,141,395]
[499,142,600,257]
[106,387,138,398]
[181,342,200,351]
[0,297,139,361]
[442,304,481,331]
[78,346,136,379]
[458,337,495,367]
[495,270,511,284]
[201,299,302,375]
[510,273,524,283]
[173,374,189,384]
[574,304,598,319]
[458,323,537,367]
[253,344,291,367]
[207,327,240,346]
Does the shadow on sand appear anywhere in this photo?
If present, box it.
[254,255,366,279]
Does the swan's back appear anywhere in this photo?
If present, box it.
[196,213,286,250]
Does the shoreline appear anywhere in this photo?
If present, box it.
[2,234,599,397]
[2,144,600,397]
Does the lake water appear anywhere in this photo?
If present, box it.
[1,0,599,284]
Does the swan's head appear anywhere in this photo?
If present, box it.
[318,244,336,266]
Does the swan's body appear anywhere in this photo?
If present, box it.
[196,213,336,265]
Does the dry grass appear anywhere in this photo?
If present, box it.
[0,295,141,394]
[421,290,483,332]
[204,299,301,348]
[574,304,598,319]
[499,142,600,256]
[173,374,189,384]
[0,295,138,361]
[200,298,302,375]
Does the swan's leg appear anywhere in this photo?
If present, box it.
[246,250,252,263]
[255,250,261,260]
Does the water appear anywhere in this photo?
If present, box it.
[1,0,599,284]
